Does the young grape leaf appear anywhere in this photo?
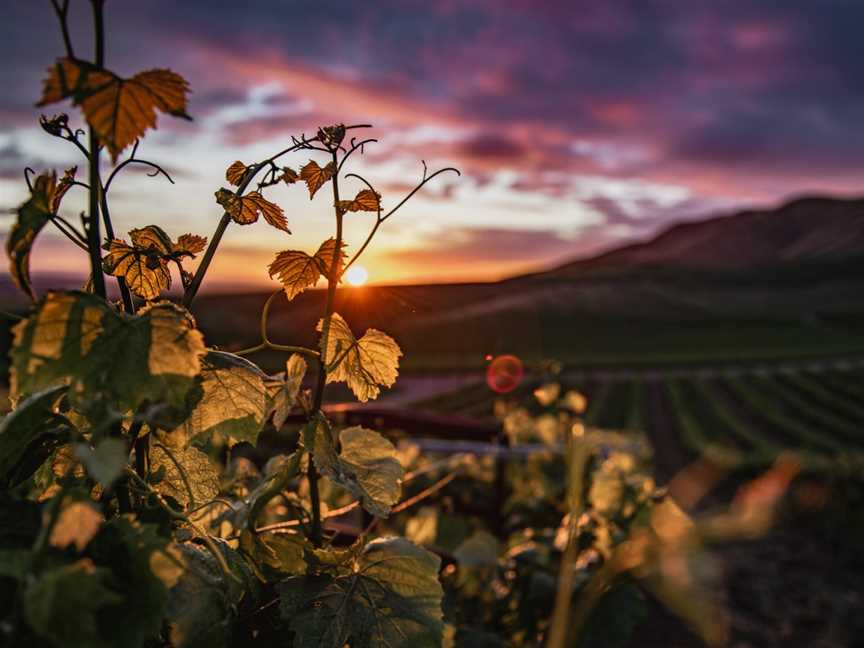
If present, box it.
[37,58,191,162]
[10,291,205,418]
[225,160,248,186]
[104,226,207,300]
[279,537,444,648]
[336,189,381,214]
[281,166,299,184]
[269,238,344,301]
[174,233,207,256]
[150,444,220,509]
[214,188,289,233]
[49,500,104,552]
[299,160,336,199]
[103,238,171,300]
[7,168,76,300]
[266,353,307,429]
[168,350,268,447]
[308,423,403,517]
[24,559,123,648]
[318,313,402,402]
[0,384,69,488]
[318,124,346,149]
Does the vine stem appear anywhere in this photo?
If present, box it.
[305,148,345,546]
[84,0,107,298]
[233,290,321,358]
[181,125,372,308]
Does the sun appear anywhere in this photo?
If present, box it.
[345,265,369,286]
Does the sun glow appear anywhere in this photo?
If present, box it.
[345,265,369,286]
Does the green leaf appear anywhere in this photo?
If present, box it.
[10,291,205,420]
[307,423,404,518]
[169,350,268,446]
[166,540,261,647]
[88,518,175,648]
[279,537,444,648]
[239,529,308,578]
[149,443,220,509]
[24,558,123,648]
[74,437,127,487]
[6,169,75,300]
[0,384,69,488]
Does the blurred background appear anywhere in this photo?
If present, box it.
[3,1,864,646]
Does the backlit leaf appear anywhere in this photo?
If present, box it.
[103,238,171,300]
[319,313,402,402]
[38,58,191,162]
[10,291,205,417]
[336,189,381,214]
[6,169,75,300]
[279,537,444,648]
[174,233,207,256]
[168,350,268,447]
[269,238,344,301]
[24,559,123,648]
[309,423,403,518]
[215,188,290,232]
[225,160,248,186]
[150,444,220,509]
[104,226,207,299]
[266,354,307,429]
[281,166,299,184]
[299,160,336,199]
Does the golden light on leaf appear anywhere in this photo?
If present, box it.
[37,58,191,162]
[345,265,368,286]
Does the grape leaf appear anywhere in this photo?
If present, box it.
[269,238,344,301]
[168,350,268,447]
[88,518,179,648]
[318,124,346,149]
[74,438,127,487]
[318,313,402,402]
[279,537,444,648]
[214,188,289,233]
[0,384,69,488]
[24,559,123,648]
[150,443,220,509]
[50,500,104,552]
[166,540,260,648]
[104,226,207,299]
[336,189,381,214]
[281,166,299,184]
[10,291,205,418]
[103,238,171,300]
[266,353,307,429]
[239,529,309,578]
[37,58,191,162]
[174,233,207,256]
[309,423,403,517]
[299,160,336,199]
[7,168,76,300]
[225,160,248,186]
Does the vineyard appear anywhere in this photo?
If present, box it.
[415,362,864,479]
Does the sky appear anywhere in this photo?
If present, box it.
[3,0,864,290]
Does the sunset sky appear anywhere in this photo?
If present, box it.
[3,1,864,290]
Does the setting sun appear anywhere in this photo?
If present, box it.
[345,265,369,286]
